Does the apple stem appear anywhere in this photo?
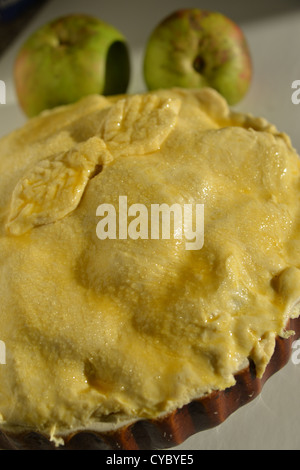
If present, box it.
[193,56,206,74]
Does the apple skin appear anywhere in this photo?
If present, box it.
[14,14,130,117]
[143,9,252,105]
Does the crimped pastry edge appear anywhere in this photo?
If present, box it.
[0,316,299,451]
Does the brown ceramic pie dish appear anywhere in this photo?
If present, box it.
[0,316,299,451]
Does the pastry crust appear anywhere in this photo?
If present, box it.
[0,88,300,448]
[1,316,299,450]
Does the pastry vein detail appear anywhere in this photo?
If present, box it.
[6,136,112,235]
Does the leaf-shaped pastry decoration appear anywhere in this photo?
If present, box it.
[5,94,180,236]
[6,136,112,236]
[100,94,181,157]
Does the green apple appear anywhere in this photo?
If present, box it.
[143,9,252,105]
[14,14,130,117]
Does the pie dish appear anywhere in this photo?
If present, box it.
[0,87,300,450]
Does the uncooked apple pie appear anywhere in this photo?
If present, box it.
[0,87,300,450]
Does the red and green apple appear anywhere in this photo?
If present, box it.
[143,9,252,105]
[14,14,130,117]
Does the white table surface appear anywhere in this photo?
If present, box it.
[0,0,300,451]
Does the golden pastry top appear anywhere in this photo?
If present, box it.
[0,87,300,442]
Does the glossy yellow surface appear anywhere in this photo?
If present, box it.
[0,88,300,441]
